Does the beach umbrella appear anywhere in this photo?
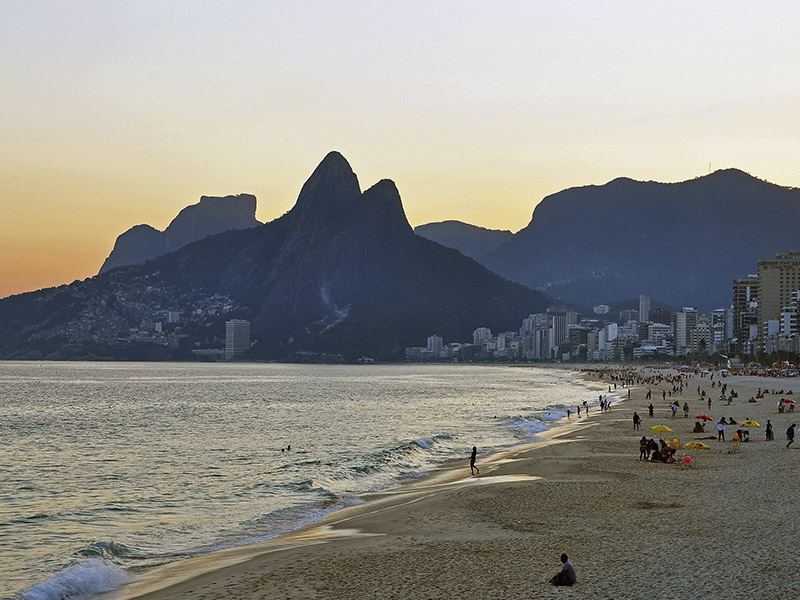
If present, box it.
[695,415,713,421]
[683,441,711,450]
[783,399,796,404]
[650,424,674,433]
[739,419,761,428]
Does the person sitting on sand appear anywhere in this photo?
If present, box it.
[727,417,737,425]
[549,553,577,586]
[693,421,705,433]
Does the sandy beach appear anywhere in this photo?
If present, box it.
[103,368,800,599]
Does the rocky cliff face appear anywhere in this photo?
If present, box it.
[99,193,260,273]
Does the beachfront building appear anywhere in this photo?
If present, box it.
[732,275,759,354]
[757,251,800,351]
[710,308,731,354]
[672,307,698,355]
[427,335,443,358]
[225,319,251,360]
[546,307,577,358]
[639,294,650,323]
[472,327,492,345]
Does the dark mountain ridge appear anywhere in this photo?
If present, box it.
[0,153,550,360]
[422,169,800,311]
[99,193,261,273]
[414,221,513,262]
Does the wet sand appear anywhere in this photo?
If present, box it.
[103,369,800,599]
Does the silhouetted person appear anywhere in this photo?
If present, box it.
[633,412,641,430]
[470,446,479,475]
[550,553,577,586]
[787,424,796,449]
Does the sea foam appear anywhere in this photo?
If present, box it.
[22,559,130,600]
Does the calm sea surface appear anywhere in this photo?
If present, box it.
[0,362,596,600]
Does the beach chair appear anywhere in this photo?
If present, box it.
[728,433,741,453]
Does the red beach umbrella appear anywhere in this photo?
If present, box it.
[783,399,796,404]
[695,415,713,421]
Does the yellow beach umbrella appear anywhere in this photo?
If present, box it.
[739,419,761,428]
[683,441,711,450]
[650,424,674,433]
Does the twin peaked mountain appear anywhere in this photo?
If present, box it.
[0,152,548,360]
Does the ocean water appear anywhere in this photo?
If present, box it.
[0,362,597,600]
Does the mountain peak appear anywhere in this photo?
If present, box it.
[290,152,362,223]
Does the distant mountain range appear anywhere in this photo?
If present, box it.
[0,153,550,360]
[418,169,800,311]
[414,221,512,262]
[99,194,261,273]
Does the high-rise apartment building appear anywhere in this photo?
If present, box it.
[473,327,492,344]
[225,319,251,360]
[427,335,443,357]
[732,275,759,351]
[673,307,697,354]
[639,295,650,323]
[546,306,569,357]
[757,252,800,349]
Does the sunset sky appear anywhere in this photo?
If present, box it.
[2,1,799,298]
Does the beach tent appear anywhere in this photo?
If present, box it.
[651,424,674,433]
[683,441,711,450]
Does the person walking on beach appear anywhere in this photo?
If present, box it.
[766,419,774,441]
[683,402,689,418]
[633,412,641,431]
[787,424,796,449]
[717,418,726,442]
[648,403,654,418]
[549,553,577,586]
[469,446,480,475]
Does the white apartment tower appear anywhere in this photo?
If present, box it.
[639,295,650,323]
[225,319,251,360]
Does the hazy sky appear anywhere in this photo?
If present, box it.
[2,1,799,298]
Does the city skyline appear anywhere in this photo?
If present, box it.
[3,2,800,298]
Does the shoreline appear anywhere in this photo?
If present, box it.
[98,367,800,598]
[97,368,625,600]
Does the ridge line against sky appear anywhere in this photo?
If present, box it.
[2,1,799,299]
